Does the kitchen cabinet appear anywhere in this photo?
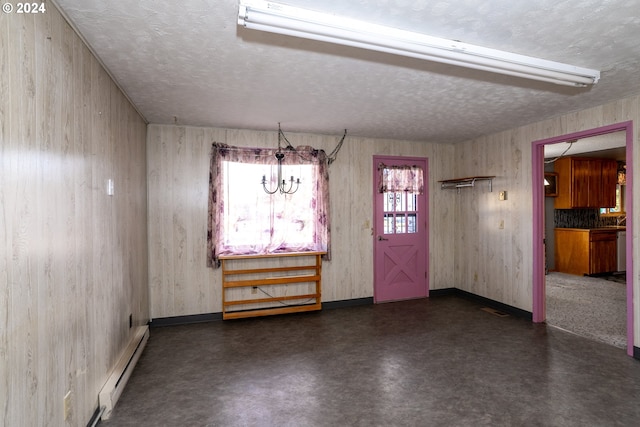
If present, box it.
[554,157,617,209]
[600,159,618,207]
[554,228,617,275]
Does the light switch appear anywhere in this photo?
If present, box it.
[107,179,114,196]
[499,190,507,201]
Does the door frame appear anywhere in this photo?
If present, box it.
[531,121,634,356]
[372,155,430,303]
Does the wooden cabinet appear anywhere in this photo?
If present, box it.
[589,231,617,274]
[554,157,617,208]
[600,159,618,207]
[554,228,617,275]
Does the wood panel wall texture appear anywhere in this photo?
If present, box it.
[453,96,640,322]
[146,125,457,319]
[3,4,640,427]
[148,93,640,347]
[1,6,148,427]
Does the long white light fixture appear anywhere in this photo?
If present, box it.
[238,0,600,87]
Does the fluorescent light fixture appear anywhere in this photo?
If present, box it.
[238,0,600,87]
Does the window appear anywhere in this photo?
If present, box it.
[383,192,418,234]
[223,161,315,249]
[378,164,423,235]
[207,143,330,267]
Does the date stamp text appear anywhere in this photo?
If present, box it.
[2,2,47,14]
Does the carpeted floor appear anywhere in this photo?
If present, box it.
[545,272,626,349]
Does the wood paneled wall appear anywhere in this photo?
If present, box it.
[147,94,640,334]
[1,5,148,426]
[453,95,640,344]
[453,130,534,308]
[147,125,456,319]
[2,4,638,427]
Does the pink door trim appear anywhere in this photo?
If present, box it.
[531,121,634,356]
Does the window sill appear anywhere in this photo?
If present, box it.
[218,251,326,260]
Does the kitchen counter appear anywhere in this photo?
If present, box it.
[555,226,625,231]
[554,228,618,275]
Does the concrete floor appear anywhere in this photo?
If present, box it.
[102,296,640,427]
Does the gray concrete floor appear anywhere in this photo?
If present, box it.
[102,296,640,427]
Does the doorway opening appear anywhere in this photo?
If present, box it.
[544,131,626,349]
[532,121,634,356]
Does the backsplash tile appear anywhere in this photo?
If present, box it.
[555,209,618,228]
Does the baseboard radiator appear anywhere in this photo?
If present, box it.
[99,325,150,420]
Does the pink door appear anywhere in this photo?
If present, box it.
[373,156,429,302]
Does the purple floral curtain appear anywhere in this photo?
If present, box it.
[207,143,331,267]
[378,164,424,194]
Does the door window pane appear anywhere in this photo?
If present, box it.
[384,213,394,234]
[407,214,417,233]
[382,188,418,234]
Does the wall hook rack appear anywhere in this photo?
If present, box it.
[439,176,495,193]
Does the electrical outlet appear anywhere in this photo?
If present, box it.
[64,391,71,421]
[252,286,258,294]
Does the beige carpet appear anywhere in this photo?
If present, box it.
[545,272,626,349]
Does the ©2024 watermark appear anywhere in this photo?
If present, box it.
[2,2,47,14]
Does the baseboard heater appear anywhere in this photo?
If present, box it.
[98,325,149,420]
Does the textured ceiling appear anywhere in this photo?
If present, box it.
[52,0,640,143]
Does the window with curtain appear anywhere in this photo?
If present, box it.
[207,143,330,267]
[378,164,424,235]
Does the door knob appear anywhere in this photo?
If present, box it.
[377,235,389,241]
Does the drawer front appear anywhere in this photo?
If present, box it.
[589,231,616,242]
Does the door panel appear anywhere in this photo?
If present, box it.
[373,156,428,302]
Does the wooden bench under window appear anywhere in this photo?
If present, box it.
[219,251,325,320]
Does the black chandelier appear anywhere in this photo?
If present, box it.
[261,124,300,195]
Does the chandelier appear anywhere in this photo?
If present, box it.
[261,124,300,195]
